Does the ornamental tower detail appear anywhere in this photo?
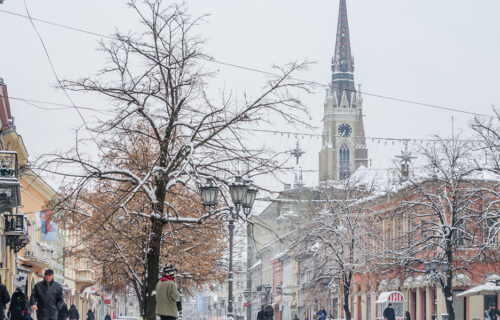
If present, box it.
[319,0,368,182]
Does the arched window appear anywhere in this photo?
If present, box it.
[339,143,350,179]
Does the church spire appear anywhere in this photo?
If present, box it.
[331,0,356,107]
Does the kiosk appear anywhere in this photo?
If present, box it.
[376,291,405,320]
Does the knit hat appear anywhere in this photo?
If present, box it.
[162,265,177,276]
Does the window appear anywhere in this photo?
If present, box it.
[339,144,350,179]
[454,219,466,247]
[485,216,497,245]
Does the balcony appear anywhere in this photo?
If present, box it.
[75,269,95,290]
[0,151,21,213]
[4,214,29,252]
[20,242,53,269]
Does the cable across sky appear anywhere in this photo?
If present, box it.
[0,8,495,119]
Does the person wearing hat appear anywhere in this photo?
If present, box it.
[30,269,64,320]
[383,303,395,320]
[155,266,180,320]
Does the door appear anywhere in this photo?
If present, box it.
[452,291,465,320]
[366,296,371,320]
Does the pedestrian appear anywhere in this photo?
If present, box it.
[58,303,68,320]
[30,269,64,320]
[405,311,411,320]
[263,304,273,320]
[104,314,111,320]
[0,275,10,320]
[155,265,180,320]
[8,288,29,320]
[383,303,395,320]
[316,307,327,320]
[86,310,94,320]
[257,307,264,320]
[489,305,500,320]
[293,314,299,320]
[68,305,79,320]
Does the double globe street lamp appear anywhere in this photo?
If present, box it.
[200,175,258,320]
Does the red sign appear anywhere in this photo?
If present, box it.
[104,299,111,305]
[243,302,250,308]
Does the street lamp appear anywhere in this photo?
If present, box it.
[200,175,258,320]
[229,175,248,205]
[424,260,451,294]
[200,178,218,207]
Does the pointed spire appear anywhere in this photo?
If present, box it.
[331,0,356,107]
[332,0,354,74]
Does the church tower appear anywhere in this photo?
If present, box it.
[319,0,368,182]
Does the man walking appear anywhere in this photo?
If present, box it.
[155,266,180,320]
[30,269,64,320]
[383,303,395,320]
[0,275,10,320]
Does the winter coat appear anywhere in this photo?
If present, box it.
[0,282,10,318]
[489,308,500,320]
[263,305,273,320]
[68,306,79,320]
[29,280,64,320]
[86,311,94,320]
[104,315,111,320]
[154,276,179,317]
[57,304,68,320]
[8,290,28,320]
[316,309,327,320]
[383,307,395,320]
[257,310,264,320]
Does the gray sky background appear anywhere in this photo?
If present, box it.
[1,0,499,192]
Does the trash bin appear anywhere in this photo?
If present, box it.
[441,313,449,320]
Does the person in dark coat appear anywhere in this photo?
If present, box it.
[58,303,68,320]
[405,311,411,320]
[104,314,111,320]
[30,269,64,320]
[8,288,29,320]
[0,276,10,320]
[489,305,500,320]
[257,307,264,320]
[383,303,395,320]
[86,310,94,320]
[68,305,79,320]
[263,304,273,320]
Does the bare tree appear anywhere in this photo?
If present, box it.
[389,138,498,320]
[39,1,311,319]
[292,172,377,320]
[471,108,500,249]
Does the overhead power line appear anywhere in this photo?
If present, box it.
[0,8,495,119]
[22,1,104,152]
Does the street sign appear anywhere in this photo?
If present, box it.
[104,299,111,305]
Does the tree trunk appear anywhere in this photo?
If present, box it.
[443,285,455,320]
[444,244,455,320]
[343,284,351,320]
[144,218,164,320]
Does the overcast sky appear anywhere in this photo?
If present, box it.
[1,0,499,191]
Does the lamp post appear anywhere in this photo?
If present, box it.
[424,260,451,294]
[200,176,258,320]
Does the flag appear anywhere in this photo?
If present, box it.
[40,210,57,242]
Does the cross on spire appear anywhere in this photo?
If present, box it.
[290,140,305,165]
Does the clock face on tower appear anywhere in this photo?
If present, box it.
[338,123,352,137]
